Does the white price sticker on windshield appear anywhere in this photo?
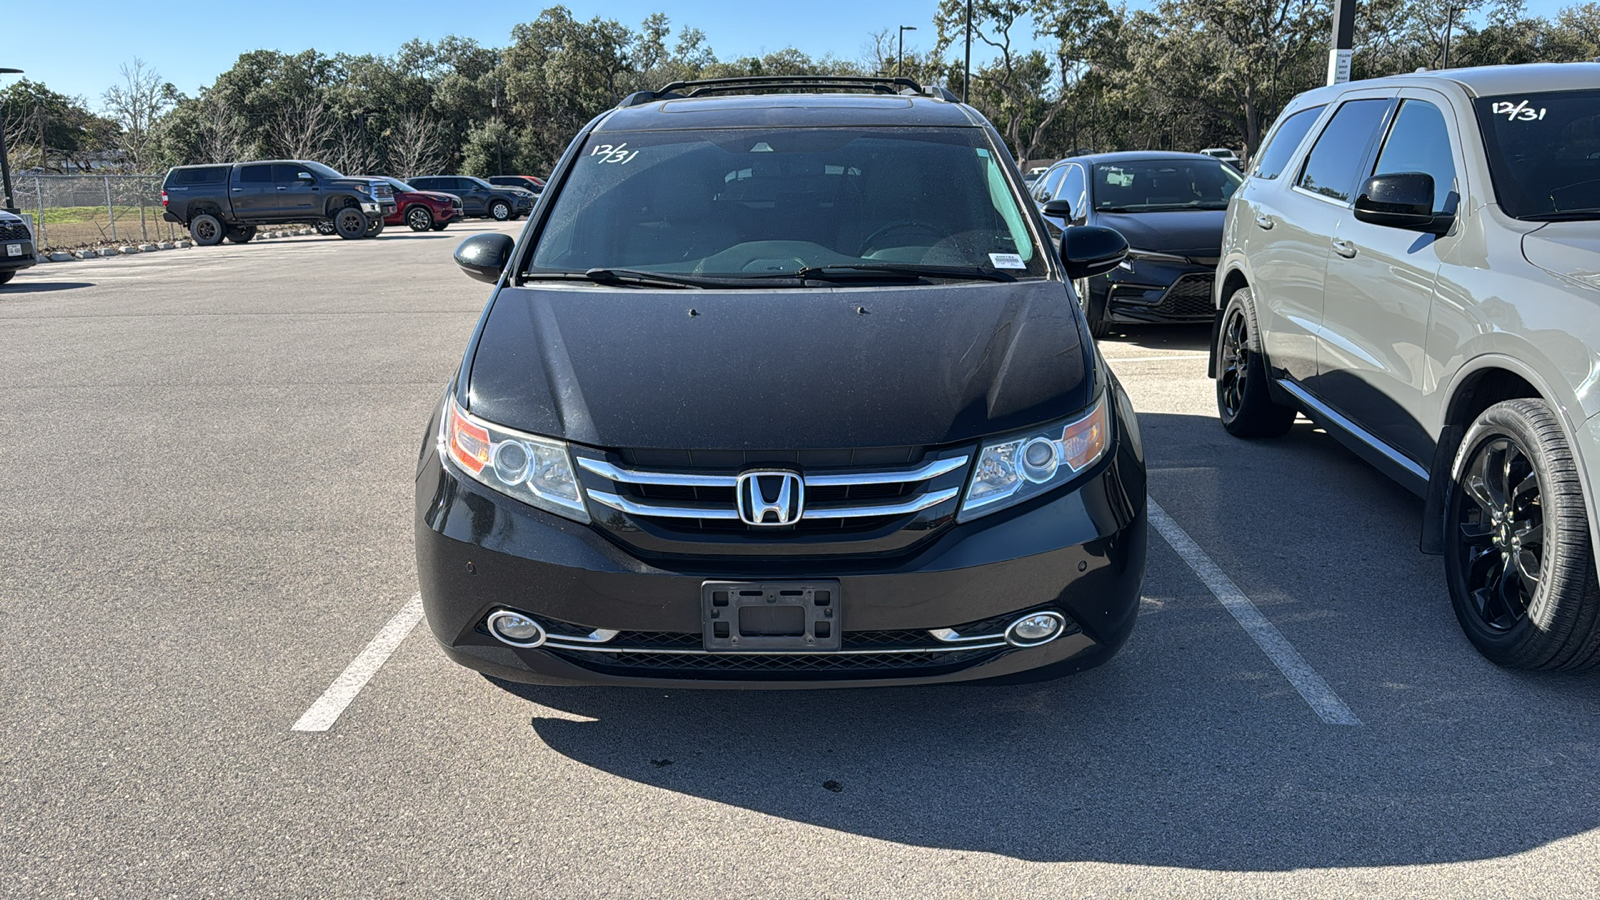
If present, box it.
[989,253,1026,269]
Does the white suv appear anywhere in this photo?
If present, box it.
[1213,63,1600,670]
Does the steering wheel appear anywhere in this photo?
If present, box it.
[859,220,948,255]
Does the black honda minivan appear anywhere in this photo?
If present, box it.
[415,76,1148,687]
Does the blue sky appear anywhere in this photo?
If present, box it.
[0,0,1582,108]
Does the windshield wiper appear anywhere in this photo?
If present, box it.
[786,264,1017,283]
[1525,210,1600,222]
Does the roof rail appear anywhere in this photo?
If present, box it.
[617,75,961,107]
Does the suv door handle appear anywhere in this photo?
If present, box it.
[276,186,288,191]
[232,188,244,193]
[1332,238,1358,259]
[1254,215,1274,230]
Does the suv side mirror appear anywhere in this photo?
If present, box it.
[1060,225,1128,280]
[1042,199,1074,220]
[297,172,315,183]
[1354,173,1452,234]
[455,233,515,284]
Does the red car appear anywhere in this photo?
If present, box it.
[368,177,465,232]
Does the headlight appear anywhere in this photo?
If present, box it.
[958,395,1111,522]
[440,396,590,524]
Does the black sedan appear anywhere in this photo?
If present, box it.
[1032,151,1242,337]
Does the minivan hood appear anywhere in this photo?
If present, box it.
[1094,210,1225,257]
[1523,222,1600,291]
[466,281,1091,451]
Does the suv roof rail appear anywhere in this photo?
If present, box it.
[617,75,961,107]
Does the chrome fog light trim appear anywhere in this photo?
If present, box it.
[1005,611,1066,647]
[486,610,547,648]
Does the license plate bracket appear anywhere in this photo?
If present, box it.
[702,580,840,652]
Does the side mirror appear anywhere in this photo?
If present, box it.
[1042,199,1074,220]
[1353,173,1452,234]
[297,172,315,183]
[1060,225,1128,280]
[455,233,515,284]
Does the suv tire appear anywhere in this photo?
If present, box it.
[1075,277,1110,340]
[1216,287,1296,438]
[1445,399,1600,671]
[333,208,369,240]
[315,220,337,236]
[406,206,434,232]
[489,199,511,221]
[225,225,256,244]
[190,213,225,247]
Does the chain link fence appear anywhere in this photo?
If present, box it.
[12,174,187,251]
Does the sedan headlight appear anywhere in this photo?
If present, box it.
[959,396,1111,522]
[440,396,590,523]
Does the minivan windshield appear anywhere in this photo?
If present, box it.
[528,127,1047,282]
[1090,158,1243,212]
[1476,89,1600,219]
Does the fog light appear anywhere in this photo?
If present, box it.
[486,610,546,648]
[1005,611,1065,647]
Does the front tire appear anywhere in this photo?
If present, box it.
[189,213,225,247]
[489,200,511,221]
[1215,287,1296,438]
[1445,399,1600,670]
[406,206,434,232]
[1075,277,1110,340]
[333,208,369,240]
[429,222,449,232]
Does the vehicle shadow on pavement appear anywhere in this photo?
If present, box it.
[1,281,96,294]
[1097,323,1212,353]
[491,409,1600,869]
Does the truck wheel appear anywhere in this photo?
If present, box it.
[190,213,225,247]
[406,206,434,232]
[1446,399,1600,671]
[226,225,256,244]
[0,271,14,285]
[315,220,337,236]
[1215,286,1296,438]
[489,200,511,221]
[333,208,369,240]
[363,216,386,238]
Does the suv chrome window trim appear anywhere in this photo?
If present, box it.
[1276,379,1428,482]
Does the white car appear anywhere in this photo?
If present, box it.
[1199,147,1242,169]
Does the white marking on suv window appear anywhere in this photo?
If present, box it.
[1492,100,1547,122]
[591,143,639,164]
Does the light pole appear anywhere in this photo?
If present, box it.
[963,1,973,102]
[357,108,382,172]
[898,26,917,78]
[0,67,22,214]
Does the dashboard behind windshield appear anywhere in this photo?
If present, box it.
[527,127,1046,280]
[1091,159,1242,212]
[1476,90,1600,219]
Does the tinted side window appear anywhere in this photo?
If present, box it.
[1297,98,1391,203]
[272,164,308,183]
[1252,105,1327,180]
[170,166,229,186]
[238,164,273,185]
[1034,166,1067,201]
[1372,100,1458,215]
[1061,164,1087,215]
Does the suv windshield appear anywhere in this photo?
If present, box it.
[1476,89,1600,219]
[1091,159,1242,212]
[528,127,1046,282]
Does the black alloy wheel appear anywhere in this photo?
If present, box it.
[1445,399,1600,670]
[315,220,337,236]
[189,213,224,247]
[334,207,369,240]
[406,206,434,232]
[489,199,511,221]
[1215,287,1295,438]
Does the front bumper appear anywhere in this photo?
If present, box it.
[1,235,37,271]
[414,384,1148,688]
[1087,259,1217,325]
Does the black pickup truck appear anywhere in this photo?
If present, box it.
[161,160,397,244]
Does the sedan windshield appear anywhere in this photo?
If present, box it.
[527,127,1046,282]
[1090,159,1242,212]
[1476,90,1600,219]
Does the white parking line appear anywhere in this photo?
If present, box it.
[292,593,424,733]
[1148,499,1362,726]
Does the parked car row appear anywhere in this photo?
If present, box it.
[161,160,543,245]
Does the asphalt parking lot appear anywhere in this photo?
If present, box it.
[3,222,1599,898]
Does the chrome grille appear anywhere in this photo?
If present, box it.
[578,454,967,532]
[1156,274,1215,318]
